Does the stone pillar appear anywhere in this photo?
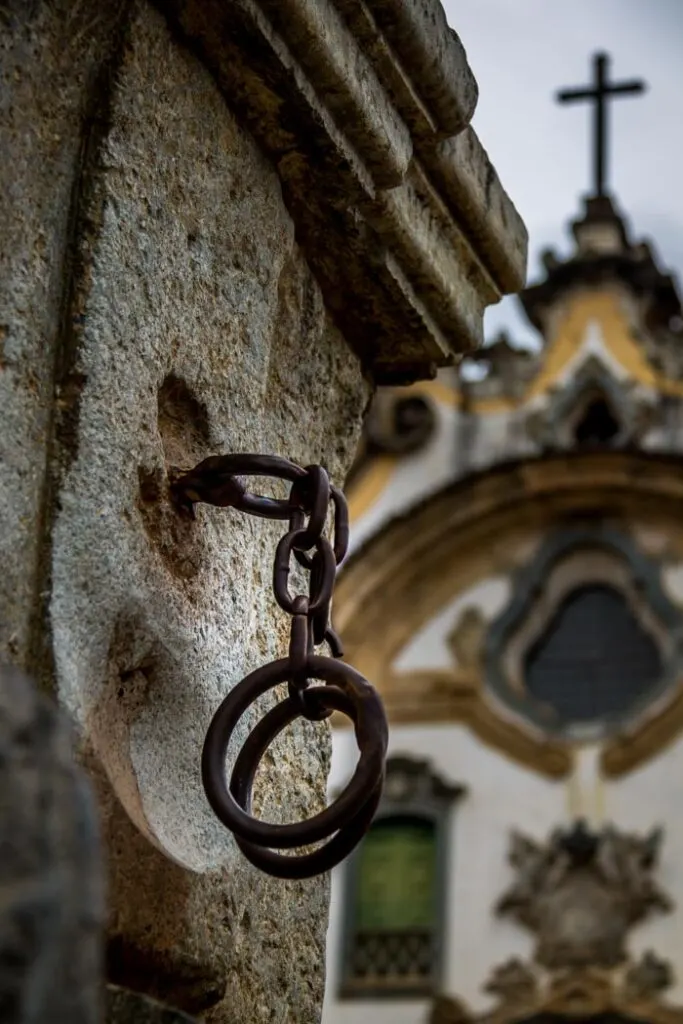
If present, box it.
[1,1,526,1021]
[0,665,104,1023]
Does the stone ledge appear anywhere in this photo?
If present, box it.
[106,986,198,1022]
[159,0,528,382]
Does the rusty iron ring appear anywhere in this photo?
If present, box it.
[288,465,330,552]
[273,531,336,616]
[201,655,388,850]
[288,484,349,570]
[229,685,384,878]
[173,453,307,520]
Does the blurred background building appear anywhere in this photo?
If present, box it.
[323,5,683,1024]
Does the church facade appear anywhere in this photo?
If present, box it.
[322,187,683,1024]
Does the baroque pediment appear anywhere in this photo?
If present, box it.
[526,354,655,452]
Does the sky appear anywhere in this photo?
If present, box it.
[443,0,683,347]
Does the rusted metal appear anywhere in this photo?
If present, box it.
[171,455,388,879]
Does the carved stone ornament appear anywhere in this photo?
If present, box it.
[429,995,473,1024]
[463,331,539,398]
[623,951,675,1001]
[428,952,683,1024]
[483,958,537,1005]
[364,387,437,456]
[526,355,656,453]
[496,820,672,969]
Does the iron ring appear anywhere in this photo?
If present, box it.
[230,685,383,877]
[176,453,307,520]
[273,531,335,616]
[201,656,388,849]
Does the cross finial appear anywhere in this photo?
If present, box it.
[557,53,646,198]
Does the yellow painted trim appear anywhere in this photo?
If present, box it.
[331,668,571,778]
[527,289,683,399]
[347,455,396,523]
[470,396,517,414]
[419,376,458,407]
[347,289,683,525]
[528,291,656,397]
[423,290,683,411]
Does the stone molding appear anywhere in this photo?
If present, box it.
[160,0,528,382]
[356,668,572,778]
[602,681,683,776]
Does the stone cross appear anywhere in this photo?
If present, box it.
[557,52,646,197]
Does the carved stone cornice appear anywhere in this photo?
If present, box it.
[158,0,528,382]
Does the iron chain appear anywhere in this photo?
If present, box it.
[171,454,388,879]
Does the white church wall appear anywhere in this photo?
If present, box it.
[604,731,683,1004]
[350,390,459,556]
[323,723,567,1023]
[393,577,512,672]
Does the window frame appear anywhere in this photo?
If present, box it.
[484,525,683,741]
[524,581,665,723]
[338,755,465,1001]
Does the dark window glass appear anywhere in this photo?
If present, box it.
[347,816,437,991]
[524,584,662,724]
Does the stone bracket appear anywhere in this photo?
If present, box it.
[158,0,528,382]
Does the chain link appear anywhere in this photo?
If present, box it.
[171,454,388,879]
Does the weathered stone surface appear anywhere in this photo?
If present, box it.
[0,0,129,671]
[0,664,104,1023]
[106,985,198,1023]
[431,128,530,299]
[44,4,366,1020]
[161,0,528,381]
